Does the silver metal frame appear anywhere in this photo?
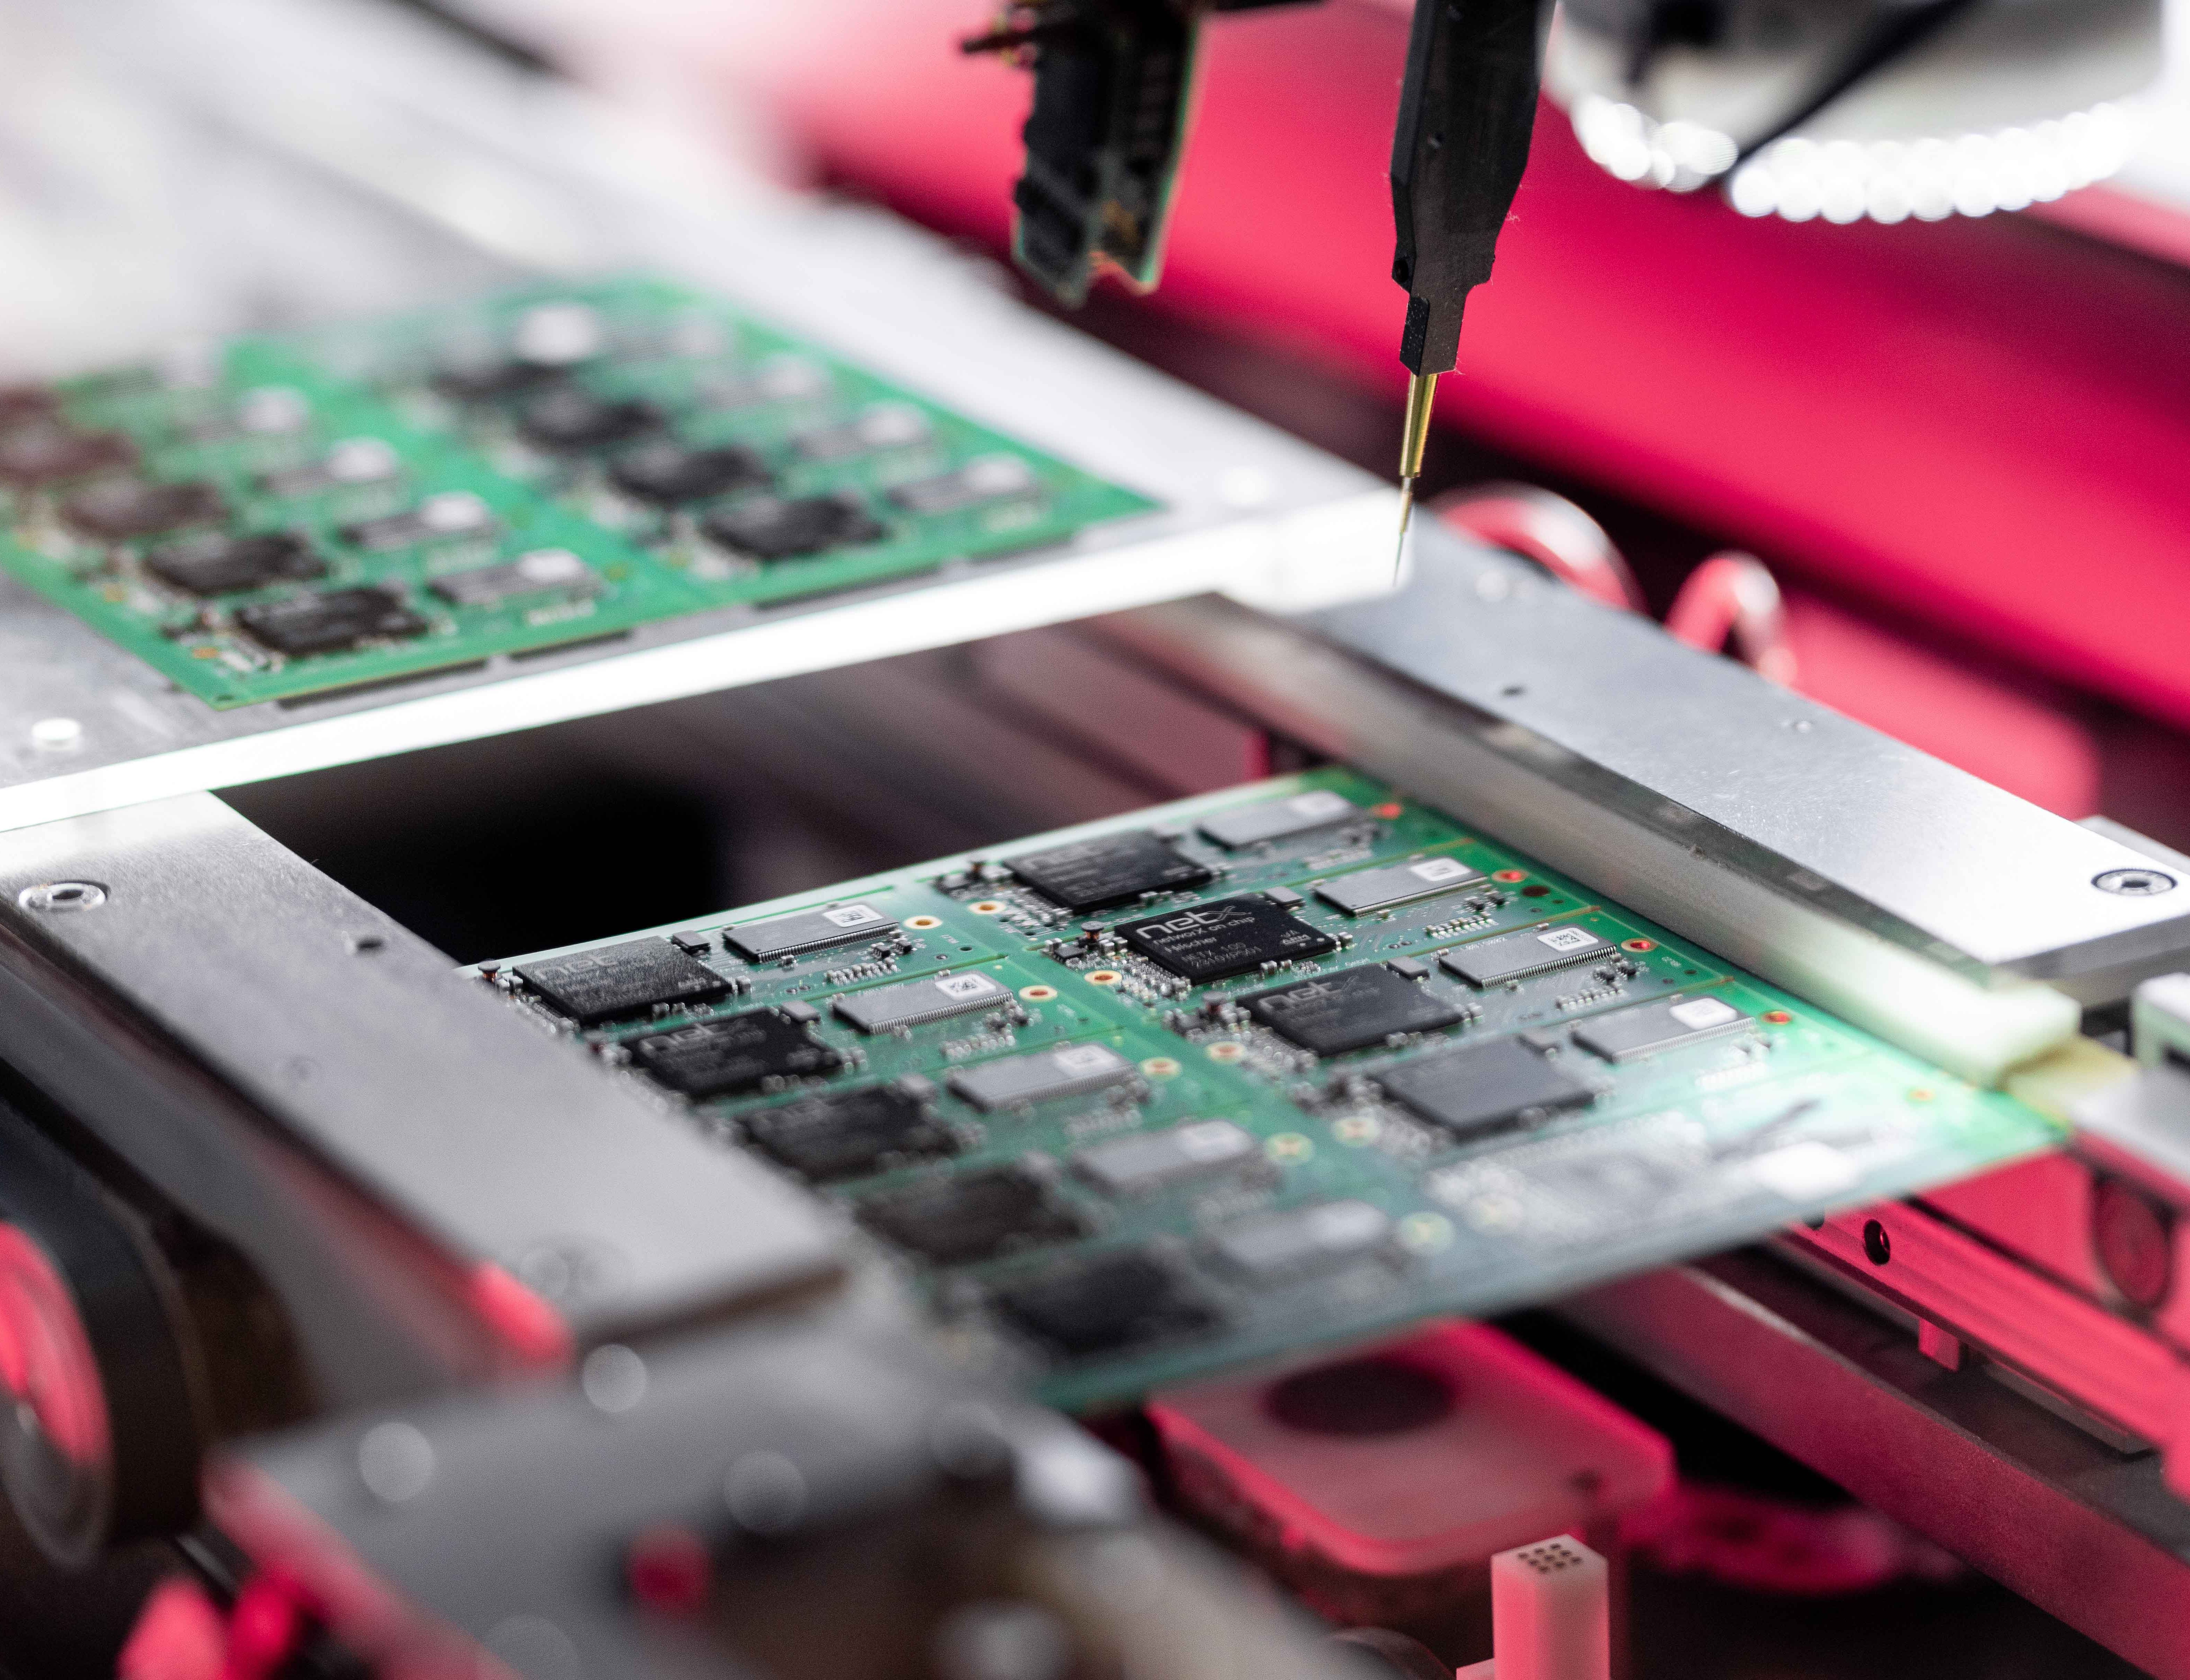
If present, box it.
[0,793,851,1401]
[1564,1253,2190,1680]
[1101,528,2190,1081]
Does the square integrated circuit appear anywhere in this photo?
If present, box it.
[1377,1038,1596,1140]
[742,1084,956,1182]
[513,937,733,1027]
[1004,829,1212,913]
[1116,896,1337,983]
[1242,963,1465,1057]
[860,1168,1083,1266]
[628,1008,840,1098]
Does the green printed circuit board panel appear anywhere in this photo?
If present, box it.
[478,769,2059,1412]
[0,277,1157,708]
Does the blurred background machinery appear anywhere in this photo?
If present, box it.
[2,3,2190,1679]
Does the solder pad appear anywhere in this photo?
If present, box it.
[478,768,2061,1413]
[0,276,1157,708]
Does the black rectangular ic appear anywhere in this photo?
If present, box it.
[628,1009,839,1099]
[1376,1037,1596,1141]
[234,587,428,658]
[1439,923,1613,988]
[1004,828,1213,912]
[514,937,733,1027]
[992,1250,1215,1356]
[1117,896,1336,983]
[60,477,225,541]
[145,532,325,596]
[859,1167,1082,1266]
[701,494,884,560]
[742,1085,956,1183]
[1242,963,1465,1057]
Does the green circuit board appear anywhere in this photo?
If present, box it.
[0,276,1157,708]
[476,769,2058,1412]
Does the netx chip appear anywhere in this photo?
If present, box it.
[1439,923,1612,988]
[949,1042,1136,1112]
[1004,828,1213,912]
[1315,855,1485,916]
[1198,789,1361,850]
[724,902,896,963]
[742,1084,956,1183]
[992,1250,1214,1356]
[234,587,429,658]
[1377,1037,1596,1141]
[834,968,1011,1034]
[1117,896,1336,984]
[514,937,733,1026]
[1242,963,1464,1057]
[860,1167,1082,1265]
[629,1008,839,1099]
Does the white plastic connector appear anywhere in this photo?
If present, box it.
[1453,1537,1610,1680]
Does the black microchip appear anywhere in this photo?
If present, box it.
[1377,1037,1596,1141]
[433,361,559,403]
[516,387,660,451]
[59,478,224,540]
[1242,963,1465,1057]
[629,1008,839,1099]
[992,1250,1216,1357]
[1117,896,1337,983]
[514,937,734,1027]
[0,421,134,487]
[235,587,428,658]
[1003,829,1214,912]
[743,1084,956,1183]
[701,494,885,560]
[608,442,769,505]
[859,1168,1082,1266]
[144,532,325,596]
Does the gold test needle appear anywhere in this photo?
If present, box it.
[1395,369,1438,582]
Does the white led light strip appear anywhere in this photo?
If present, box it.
[1572,92,2148,223]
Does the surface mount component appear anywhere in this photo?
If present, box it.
[1118,896,1339,982]
[481,768,2055,1411]
[1006,828,1214,912]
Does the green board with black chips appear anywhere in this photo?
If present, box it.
[0,276,1157,708]
[476,768,2060,1412]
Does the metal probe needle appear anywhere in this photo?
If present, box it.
[1394,369,1438,579]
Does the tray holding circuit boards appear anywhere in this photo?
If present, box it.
[476,769,2058,1411]
[0,276,1157,709]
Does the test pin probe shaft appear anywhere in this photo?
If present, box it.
[1395,369,1438,568]
[1388,0,1544,563]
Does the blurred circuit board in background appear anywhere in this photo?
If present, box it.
[0,276,1157,708]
